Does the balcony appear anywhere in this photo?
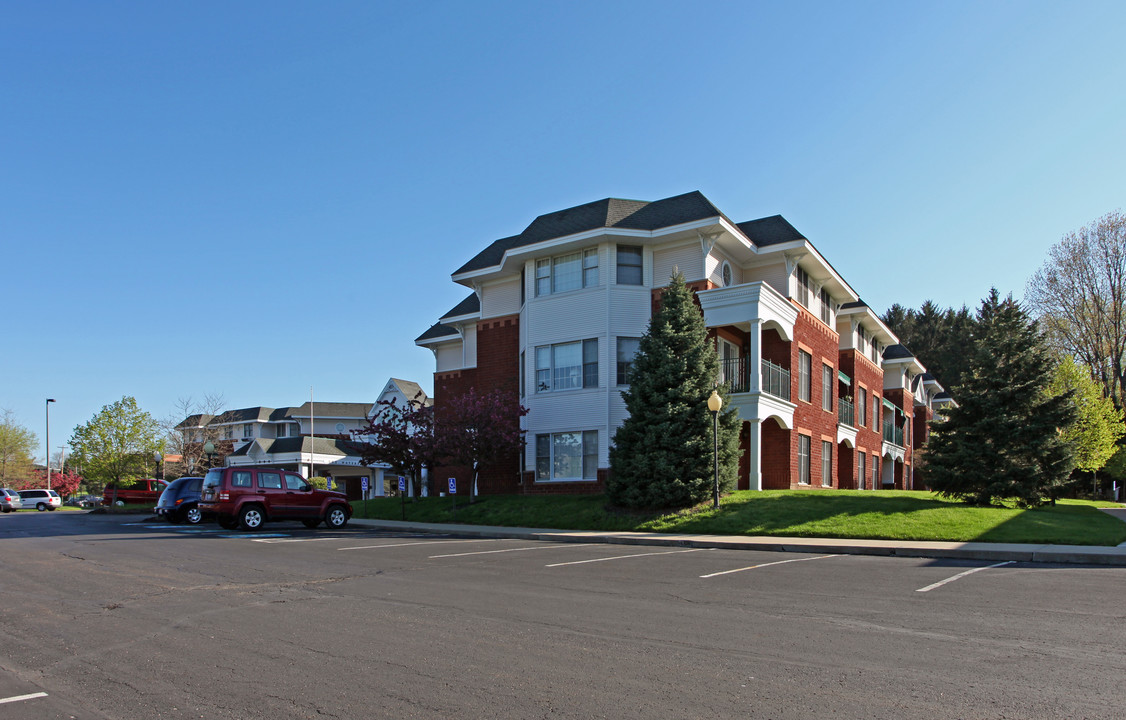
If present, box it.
[719,358,791,401]
[883,420,904,446]
[838,398,855,427]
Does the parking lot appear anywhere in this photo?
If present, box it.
[4,511,1126,719]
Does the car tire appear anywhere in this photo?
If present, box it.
[239,505,265,531]
[301,519,321,529]
[325,505,348,529]
[37,502,47,511]
[217,516,238,530]
[184,506,202,525]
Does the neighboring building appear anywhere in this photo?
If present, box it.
[416,191,952,495]
[173,379,430,499]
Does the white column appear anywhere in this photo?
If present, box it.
[375,469,385,497]
[749,318,763,395]
[748,419,762,491]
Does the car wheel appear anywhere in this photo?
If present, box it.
[217,516,238,530]
[325,505,348,529]
[37,502,47,511]
[239,505,264,531]
[301,518,321,529]
[184,506,203,525]
[48,507,56,511]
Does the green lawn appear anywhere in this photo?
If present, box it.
[350,490,1126,546]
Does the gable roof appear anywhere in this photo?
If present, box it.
[228,436,353,457]
[454,191,723,275]
[389,378,427,403]
[288,402,372,420]
[212,407,275,425]
[882,344,916,361]
[441,293,480,320]
[415,323,459,343]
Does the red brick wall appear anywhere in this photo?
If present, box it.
[837,444,855,489]
[790,308,841,488]
[522,469,607,495]
[761,417,791,489]
[839,349,884,490]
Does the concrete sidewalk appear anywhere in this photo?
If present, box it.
[349,515,1126,567]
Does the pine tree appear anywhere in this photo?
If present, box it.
[608,272,740,509]
[922,290,1076,506]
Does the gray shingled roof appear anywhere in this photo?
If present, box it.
[390,378,427,403]
[269,407,294,422]
[839,300,870,310]
[229,436,353,457]
[882,344,916,361]
[212,407,274,424]
[289,402,371,419]
[441,293,480,319]
[175,413,214,430]
[453,191,723,275]
[735,215,806,246]
[415,323,459,342]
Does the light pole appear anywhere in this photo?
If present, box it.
[203,441,216,469]
[707,390,723,509]
[45,399,56,490]
[153,451,163,481]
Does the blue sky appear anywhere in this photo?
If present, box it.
[4,1,1125,460]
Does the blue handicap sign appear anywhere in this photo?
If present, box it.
[361,477,369,492]
[448,477,457,494]
[398,476,406,492]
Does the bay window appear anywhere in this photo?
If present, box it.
[536,431,599,481]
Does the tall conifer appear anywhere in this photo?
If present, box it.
[923,290,1076,506]
[608,273,740,509]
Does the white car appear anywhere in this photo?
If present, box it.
[18,489,62,511]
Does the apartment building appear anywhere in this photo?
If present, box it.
[416,191,949,496]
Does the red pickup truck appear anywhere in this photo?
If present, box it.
[102,478,168,506]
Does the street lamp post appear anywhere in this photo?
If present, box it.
[203,441,216,469]
[153,451,163,481]
[707,390,723,509]
[46,399,56,491]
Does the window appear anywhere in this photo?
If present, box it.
[871,341,879,364]
[276,423,288,438]
[535,249,598,297]
[232,471,252,488]
[243,423,253,440]
[520,351,526,398]
[284,473,309,491]
[819,288,832,325]
[858,453,866,490]
[873,396,880,430]
[858,387,867,426]
[872,455,879,486]
[798,435,811,484]
[822,364,833,411]
[583,248,598,287]
[616,337,640,386]
[796,267,812,308]
[799,351,812,402]
[617,245,643,285]
[335,422,346,434]
[258,472,282,489]
[821,441,833,487]
[535,339,598,392]
[721,261,732,287]
[535,431,598,481]
[857,324,867,354]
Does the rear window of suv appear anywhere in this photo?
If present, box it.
[202,470,224,491]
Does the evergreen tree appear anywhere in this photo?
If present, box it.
[608,272,740,509]
[923,290,1076,506]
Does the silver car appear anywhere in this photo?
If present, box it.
[1,488,23,512]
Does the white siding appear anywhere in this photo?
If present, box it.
[435,342,463,372]
[526,287,607,347]
[653,242,702,286]
[462,324,477,367]
[481,277,522,319]
[745,260,790,296]
[707,250,741,287]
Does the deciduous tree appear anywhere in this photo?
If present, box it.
[68,396,164,494]
[0,409,37,485]
[1048,355,1125,493]
[351,393,436,500]
[923,290,1076,506]
[434,387,528,501]
[1027,211,1126,409]
[608,272,740,509]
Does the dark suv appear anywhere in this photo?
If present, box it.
[155,477,204,524]
[198,467,352,531]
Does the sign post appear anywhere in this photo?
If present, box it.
[398,476,406,521]
[361,477,369,519]
[448,477,457,515]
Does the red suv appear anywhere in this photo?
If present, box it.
[103,478,168,506]
[198,467,352,531]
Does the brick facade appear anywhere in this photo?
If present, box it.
[839,348,884,490]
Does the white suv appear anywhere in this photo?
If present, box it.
[18,489,61,511]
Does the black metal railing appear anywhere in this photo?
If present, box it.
[718,357,791,401]
[883,419,904,446]
[838,398,855,427]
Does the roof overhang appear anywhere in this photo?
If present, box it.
[836,305,898,346]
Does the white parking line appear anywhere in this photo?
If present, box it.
[253,537,346,544]
[546,548,701,567]
[0,692,48,705]
[430,543,596,558]
[916,561,1015,593]
[339,538,496,551]
[699,554,839,578]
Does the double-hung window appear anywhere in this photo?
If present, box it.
[617,245,643,285]
[796,267,812,308]
[822,364,833,411]
[858,453,866,489]
[616,337,640,386]
[821,441,833,487]
[819,288,832,325]
[535,431,598,481]
[798,435,811,484]
[535,339,598,392]
[858,388,867,426]
[799,351,812,403]
[535,249,599,297]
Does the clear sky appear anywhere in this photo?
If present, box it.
[4,1,1125,461]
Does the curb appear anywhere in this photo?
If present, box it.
[348,518,1126,567]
